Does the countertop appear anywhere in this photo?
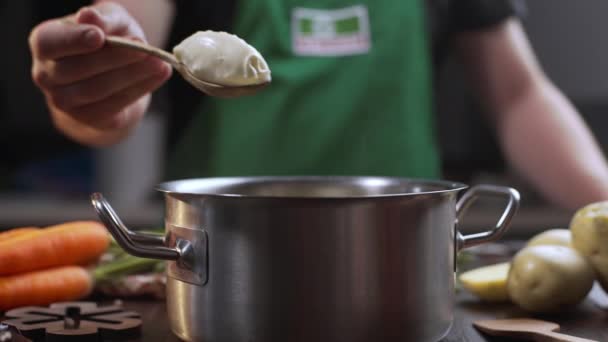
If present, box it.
[114,289,607,341]
[4,292,604,342]
[2,247,608,342]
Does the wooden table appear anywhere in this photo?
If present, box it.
[2,287,606,341]
[120,290,607,342]
[446,291,607,341]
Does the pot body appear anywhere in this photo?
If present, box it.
[92,177,519,342]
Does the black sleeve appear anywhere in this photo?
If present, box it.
[447,0,527,32]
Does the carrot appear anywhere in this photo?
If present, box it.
[0,266,92,311]
[0,221,110,276]
[0,227,39,243]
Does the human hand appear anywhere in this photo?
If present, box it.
[29,2,172,137]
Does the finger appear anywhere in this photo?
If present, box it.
[29,19,104,60]
[69,72,171,129]
[34,45,149,87]
[48,57,171,111]
[76,3,143,38]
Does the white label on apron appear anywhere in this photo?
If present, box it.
[292,5,371,56]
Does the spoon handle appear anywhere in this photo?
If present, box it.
[536,331,598,342]
[105,36,178,67]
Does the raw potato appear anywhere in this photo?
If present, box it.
[507,245,594,313]
[527,229,571,247]
[458,262,510,302]
[570,201,608,292]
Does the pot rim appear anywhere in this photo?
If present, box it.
[156,176,468,199]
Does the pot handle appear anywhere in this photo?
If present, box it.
[456,185,520,251]
[90,192,181,260]
[91,192,208,286]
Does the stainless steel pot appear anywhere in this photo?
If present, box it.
[91,176,519,342]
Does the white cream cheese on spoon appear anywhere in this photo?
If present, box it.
[173,31,271,87]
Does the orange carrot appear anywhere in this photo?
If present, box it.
[0,266,92,311]
[0,221,110,276]
[0,227,39,243]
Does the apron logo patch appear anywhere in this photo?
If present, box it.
[292,5,371,56]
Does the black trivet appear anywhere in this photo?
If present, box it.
[1,301,141,342]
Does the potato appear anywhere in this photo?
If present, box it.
[527,228,571,247]
[570,201,608,292]
[507,245,594,313]
[458,262,510,302]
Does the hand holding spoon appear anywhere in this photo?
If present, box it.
[105,36,269,98]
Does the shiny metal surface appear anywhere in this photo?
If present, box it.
[93,176,519,342]
[456,185,520,250]
[165,224,209,286]
[157,176,468,198]
[91,193,208,285]
[91,193,181,260]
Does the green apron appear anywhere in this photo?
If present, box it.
[169,0,440,179]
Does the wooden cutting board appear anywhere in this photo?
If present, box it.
[1,301,141,341]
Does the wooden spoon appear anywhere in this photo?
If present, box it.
[105,36,269,98]
[473,318,597,342]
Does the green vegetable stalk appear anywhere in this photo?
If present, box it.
[93,236,165,283]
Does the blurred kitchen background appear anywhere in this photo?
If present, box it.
[0,1,605,238]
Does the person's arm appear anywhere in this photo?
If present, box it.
[455,19,608,210]
[29,1,174,147]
